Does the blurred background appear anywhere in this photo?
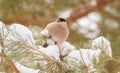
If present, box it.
[0,0,120,57]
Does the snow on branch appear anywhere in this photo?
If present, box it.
[0,21,115,73]
[92,36,112,57]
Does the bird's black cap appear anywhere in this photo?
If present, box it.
[57,18,66,22]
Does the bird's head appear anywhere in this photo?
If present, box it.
[55,18,68,27]
[56,18,66,22]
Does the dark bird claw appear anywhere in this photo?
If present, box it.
[43,42,49,48]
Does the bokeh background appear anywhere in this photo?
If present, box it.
[0,0,120,57]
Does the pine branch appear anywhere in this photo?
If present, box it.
[23,44,56,64]
[0,39,19,73]
[3,52,19,73]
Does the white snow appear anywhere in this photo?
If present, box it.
[92,36,112,57]
[0,46,2,53]
[0,21,4,53]
[66,36,112,72]
[0,21,7,62]
[37,41,76,62]
[67,48,101,73]
[0,21,8,39]
[67,48,101,72]
[0,21,4,27]
[67,49,101,66]
[60,41,76,56]
[87,12,101,23]
[38,45,60,62]
[6,23,35,47]
[71,12,101,39]
[15,62,39,73]
[0,21,4,28]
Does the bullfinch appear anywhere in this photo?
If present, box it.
[41,18,69,48]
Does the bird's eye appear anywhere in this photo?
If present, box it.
[57,18,66,22]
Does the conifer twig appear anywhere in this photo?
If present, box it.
[24,44,56,64]
[0,41,19,73]
[3,52,19,73]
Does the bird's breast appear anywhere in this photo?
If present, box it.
[46,23,69,45]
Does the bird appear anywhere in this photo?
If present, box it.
[41,18,69,48]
